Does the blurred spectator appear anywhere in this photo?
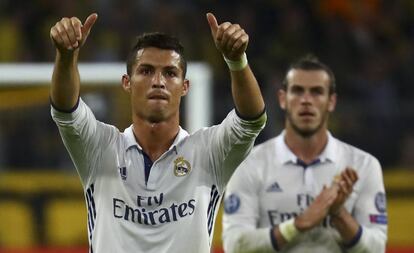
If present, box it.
[400,131,414,169]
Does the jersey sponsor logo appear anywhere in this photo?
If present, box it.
[174,156,191,176]
[375,192,387,213]
[137,193,164,207]
[113,194,196,226]
[224,194,240,214]
[267,193,332,228]
[119,167,127,180]
[268,210,298,225]
[297,193,314,209]
[266,182,283,192]
[268,210,331,228]
[369,214,388,224]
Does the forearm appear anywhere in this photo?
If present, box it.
[332,208,387,253]
[50,50,81,111]
[230,65,265,119]
[330,208,360,245]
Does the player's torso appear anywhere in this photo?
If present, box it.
[255,137,362,228]
[257,163,358,227]
[88,134,219,253]
[252,137,368,253]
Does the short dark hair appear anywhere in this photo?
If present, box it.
[126,32,187,78]
[282,54,336,94]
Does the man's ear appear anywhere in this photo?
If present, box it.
[278,89,287,110]
[181,79,190,96]
[122,74,131,92]
[328,93,337,112]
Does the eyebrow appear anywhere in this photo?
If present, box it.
[164,65,180,71]
[290,84,325,89]
[137,63,179,70]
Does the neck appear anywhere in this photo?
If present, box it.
[284,126,328,164]
[132,116,180,162]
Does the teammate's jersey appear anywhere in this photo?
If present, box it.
[51,99,266,253]
[222,132,387,253]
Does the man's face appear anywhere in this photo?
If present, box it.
[278,69,336,137]
[122,47,189,123]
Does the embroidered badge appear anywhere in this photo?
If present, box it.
[375,192,387,213]
[369,214,388,224]
[224,194,241,214]
[174,156,191,177]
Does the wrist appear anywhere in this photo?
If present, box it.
[57,48,79,60]
[223,53,248,71]
[279,218,301,242]
[343,225,363,249]
[330,207,347,220]
[293,215,311,232]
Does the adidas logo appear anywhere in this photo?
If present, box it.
[266,182,282,192]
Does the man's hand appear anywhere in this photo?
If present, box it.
[330,168,358,215]
[294,185,338,231]
[50,13,98,52]
[206,13,248,61]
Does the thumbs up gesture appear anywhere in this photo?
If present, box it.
[206,13,249,61]
[50,13,98,52]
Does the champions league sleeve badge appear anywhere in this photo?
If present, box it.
[224,194,240,214]
[368,192,388,225]
[375,192,387,213]
[174,156,191,177]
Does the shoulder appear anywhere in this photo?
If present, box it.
[237,137,279,170]
[251,137,278,155]
[180,127,208,146]
[334,137,382,172]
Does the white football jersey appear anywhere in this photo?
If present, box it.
[223,132,387,253]
[51,98,266,253]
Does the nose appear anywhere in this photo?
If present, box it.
[151,71,166,89]
[300,92,312,104]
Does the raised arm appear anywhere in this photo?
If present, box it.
[206,13,265,119]
[50,13,98,111]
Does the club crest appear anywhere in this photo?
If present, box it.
[174,156,191,177]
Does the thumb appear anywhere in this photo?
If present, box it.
[82,13,98,37]
[206,13,219,38]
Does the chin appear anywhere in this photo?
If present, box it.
[147,111,168,122]
[292,123,321,138]
[297,129,317,138]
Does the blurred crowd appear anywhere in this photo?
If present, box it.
[1,0,414,169]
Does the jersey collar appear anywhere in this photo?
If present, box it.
[318,132,338,163]
[276,130,338,165]
[123,125,189,152]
